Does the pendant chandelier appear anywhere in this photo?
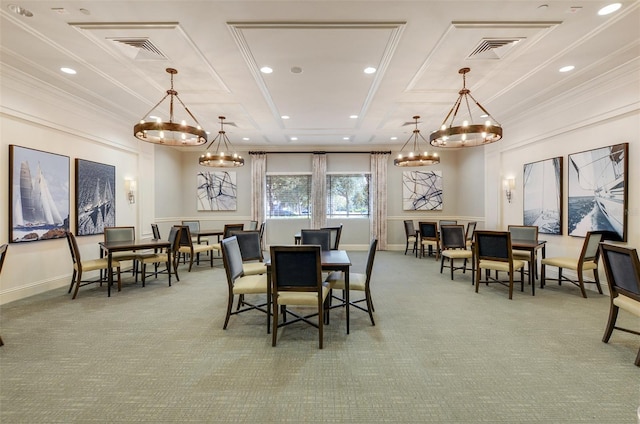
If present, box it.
[393,116,440,167]
[429,67,502,148]
[133,68,207,146]
[199,116,245,168]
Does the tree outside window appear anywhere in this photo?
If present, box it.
[266,175,311,218]
[327,174,370,218]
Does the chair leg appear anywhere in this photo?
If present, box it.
[602,304,618,343]
[188,254,194,272]
[577,268,588,298]
[450,258,454,280]
[68,270,77,294]
[223,293,234,330]
[365,289,375,326]
[541,264,546,288]
[404,241,409,255]
[508,272,514,300]
[593,269,603,294]
[271,300,279,346]
[141,264,146,287]
[71,270,82,299]
[116,266,122,292]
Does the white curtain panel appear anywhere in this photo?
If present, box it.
[311,153,327,229]
[370,153,389,250]
[250,153,266,223]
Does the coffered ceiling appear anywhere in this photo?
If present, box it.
[1,1,638,151]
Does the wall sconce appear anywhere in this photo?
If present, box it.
[125,179,136,204]
[504,177,515,203]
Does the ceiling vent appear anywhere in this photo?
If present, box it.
[107,37,168,61]
[467,37,524,60]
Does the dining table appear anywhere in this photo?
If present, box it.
[190,229,224,244]
[266,249,353,334]
[99,238,171,297]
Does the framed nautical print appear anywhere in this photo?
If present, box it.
[523,157,563,235]
[9,145,70,243]
[75,159,116,236]
[197,171,237,211]
[402,170,443,210]
[568,143,628,241]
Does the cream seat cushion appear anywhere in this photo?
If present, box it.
[75,258,120,272]
[243,262,267,276]
[478,259,525,272]
[325,271,365,291]
[278,284,329,306]
[178,244,216,256]
[233,274,267,295]
[541,257,597,271]
[613,294,640,317]
[442,250,472,260]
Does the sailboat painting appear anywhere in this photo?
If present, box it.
[523,157,563,235]
[568,143,628,242]
[75,159,116,236]
[9,145,70,243]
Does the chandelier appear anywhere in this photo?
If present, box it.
[133,68,207,146]
[429,68,502,148]
[199,116,245,167]
[393,116,440,167]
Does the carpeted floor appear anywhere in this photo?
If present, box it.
[1,250,638,423]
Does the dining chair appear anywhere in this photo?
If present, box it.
[540,231,604,298]
[211,223,245,254]
[439,219,458,227]
[104,226,138,276]
[66,231,121,299]
[599,243,640,366]
[321,224,343,250]
[326,239,378,325]
[403,220,418,256]
[474,230,525,299]
[300,229,332,251]
[440,225,474,281]
[508,225,539,280]
[418,221,440,260]
[182,220,208,245]
[229,230,267,276]
[0,244,7,345]
[465,221,477,249]
[137,226,182,286]
[221,236,269,330]
[270,245,329,349]
[151,223,161,240]
[175,225,216,272]
[247,220,258,231]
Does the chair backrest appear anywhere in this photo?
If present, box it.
[104,226,135,242]
[181,220,200,234]
[175,225,193,248]
[151,223,161,240]
[508,225,538,242]
[440,225,467,250]
[465,221,477,242]
[599,243,640,300]
[0,243,7,275]
[581,231,605,264]
[65,231,81,265]
[270,245,322,293]
[167,226,182,253]
[247,220,258,231]
[223,223,245,238]
[321,224,343,250]
[364,239,378,285]
[418,222,438,240]
[474,230,512,262]
[439,220,458,227]
[404,220,415,237]
[221,236,245,282]
[229,230,263,262]
[259,221,266,248]
[300,229,332,251]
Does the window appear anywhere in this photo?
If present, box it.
[327,174,370,218]
[266,174,311,218]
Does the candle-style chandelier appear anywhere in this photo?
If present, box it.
[394,116,440,167]
[199,116,245,168]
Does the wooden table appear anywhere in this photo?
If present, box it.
[511,239,546,295]
[191,229,223,244]
[100,239,171,297]
[266,249,353,333]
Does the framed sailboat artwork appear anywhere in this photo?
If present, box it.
[523,157,563,235]
[75,159,116,236]
[9,145,70,243]
[568,143,628,242]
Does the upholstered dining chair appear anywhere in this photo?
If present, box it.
[66,231,121,299]
[403,220,418,256]
[182,220,208,245]
[326,239,378,325]
[211,223,245,254]
[508,225,539,279]
[465,221,477,249]
[540,231,604,298]
[221,236,269,330]
[0,243,7,345]
[229,230,267,276]
[175,225,216,272]
[247,220,258,231]
[300,229,332,251]
[270,245,329,349]
[104,226,138,274]
[137,226,182,286]
[440,225,474,281]
[419,221,440,260]
[321,224,343,250]
[474,230,525,299]
[439,220,458,227]
[599,243,640,367]
[151,223,161,240]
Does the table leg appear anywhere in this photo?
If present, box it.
[345,267,350,334]
[530,248,535,296]
[107,251,113,297]
[168,249,172,286]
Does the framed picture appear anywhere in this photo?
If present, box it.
[523,157,563,235]
[402,170,443,211]
[568,143,628,241]
[9,145,70,243]
[197,171,237,211]
[75,159,116,236]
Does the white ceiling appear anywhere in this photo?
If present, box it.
[1,0,638,151]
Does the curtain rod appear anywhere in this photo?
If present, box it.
[248,151,391,155]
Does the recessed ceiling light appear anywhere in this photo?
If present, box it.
[260,66,273,74]
[60,67,77,75]
[343,137,350,140]
[598,3,621,15]
[242,137,250,141]
[349,115,358,119]
[559,65,575,73]
[281,115,290,120]
[390,136,398,140]
[290,136,298,141]
[8,4,33,17]
[364,67,376,74]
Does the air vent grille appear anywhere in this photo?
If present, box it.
[467,37,524,59]
[108,37,168,60]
